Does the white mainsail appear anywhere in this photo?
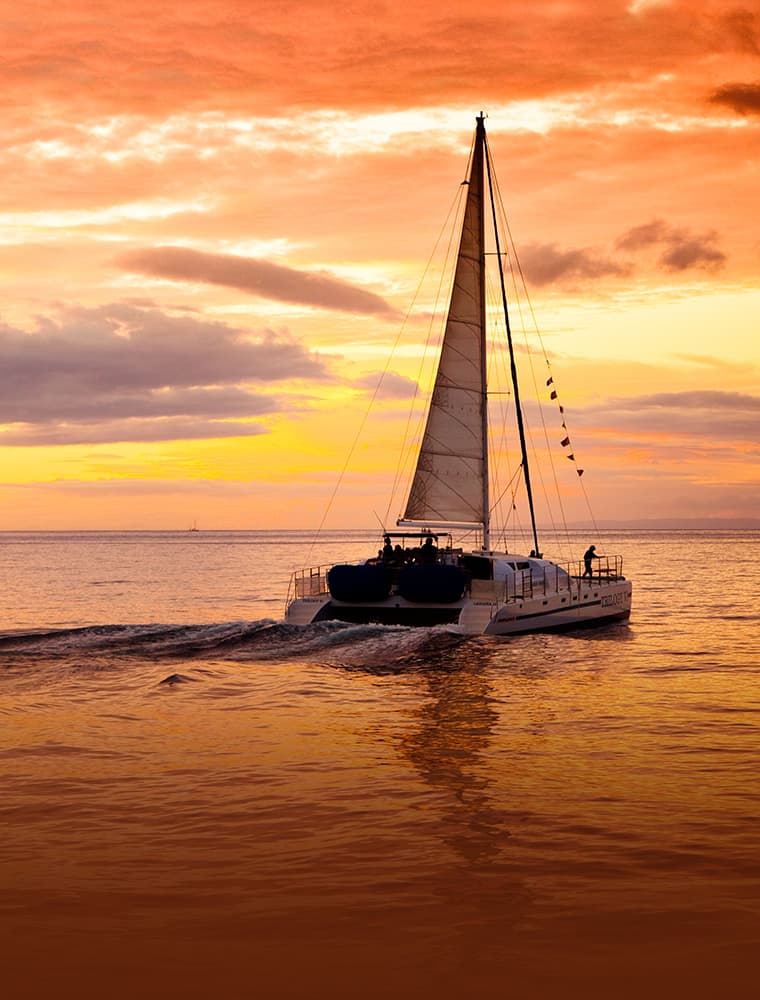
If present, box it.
[402,119,488,530]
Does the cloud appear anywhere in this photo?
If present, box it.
[518,242,628,286]
[4,477,270,496]
[354,371,419,399]
[615,219,671,251]
[615,218,726,271]
[0,418,270,447]
[0,303,331,445]
[709,82,760,115]
[2,384,282,425]
[620,390,760,411]
[118,247,399,318]
[577,390,760,440]
[659,235,726,271]
[2,1,748,119]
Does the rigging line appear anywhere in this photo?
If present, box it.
[484,209,538,550]
[484,268,516,544]
[487,307,520,550]
[499,474,530,553]
[308,191,464,566]
[385,178,471,526]
[509,262,568,541]
[482,178,517,539]
[490,172,598,556]
[484,130,540,558]
[490,166,575,558]
[578,473,601,535]
[394,129,479,505]
[489,462,523,517]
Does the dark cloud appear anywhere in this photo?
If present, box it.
[709,81,760,114]
[118,247,399,319]
[2,385,279,425]
[355,371,419,399]
[0,303,331,445]
[617,391,760,411]
[615,219,726,272]
[615,219,671,251]
[577,390,760,440]
[517,243,628,286]
[659,236,726,271]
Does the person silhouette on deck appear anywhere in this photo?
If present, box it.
[582,544,600,579]
[420,535,438,564]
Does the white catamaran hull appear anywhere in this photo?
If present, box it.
[456,578,632,635]
[285,554,632,636]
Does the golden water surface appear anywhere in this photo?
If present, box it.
[1,530,758,998]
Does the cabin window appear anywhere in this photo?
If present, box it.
[460,555,493,580]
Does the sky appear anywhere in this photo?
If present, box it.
[1,0,758,530]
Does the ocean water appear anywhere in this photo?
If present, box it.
[1,529,758,999]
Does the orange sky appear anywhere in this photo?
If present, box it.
[1,0,758,529]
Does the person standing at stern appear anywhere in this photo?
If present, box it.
[582,544,601,579]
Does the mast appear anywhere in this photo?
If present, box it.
[475,114,490,551]
[483,124,541,558]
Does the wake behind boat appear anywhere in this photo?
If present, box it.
[286,115,632,636]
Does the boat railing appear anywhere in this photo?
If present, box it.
[468,556,625,606]
[287,554,625,609]
[569,554,625,584]
[287,565,331,604]
[469,570,534,603]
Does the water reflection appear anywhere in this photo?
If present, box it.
[399,659,536,951]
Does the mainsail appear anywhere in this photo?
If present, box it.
[402,117,488,533]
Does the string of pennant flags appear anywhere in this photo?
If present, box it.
[546,373,584,477]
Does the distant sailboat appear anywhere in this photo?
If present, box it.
[286,114,632,635]
[188,521,199,532]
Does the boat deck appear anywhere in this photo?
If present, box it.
[286,554,626,615]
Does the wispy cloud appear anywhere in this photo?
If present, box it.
[0,303,331,445]
[615,219,672,250]
[0,418,271,447]
[518,242,628,286]
[578,390,760,439]
[615,219,726,271]
[118,247,399,318]
[659,236,725,271]
[354,371,419,399]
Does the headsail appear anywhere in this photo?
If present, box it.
[401,117,488,533]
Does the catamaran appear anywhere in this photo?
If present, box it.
[286,115,632,636]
